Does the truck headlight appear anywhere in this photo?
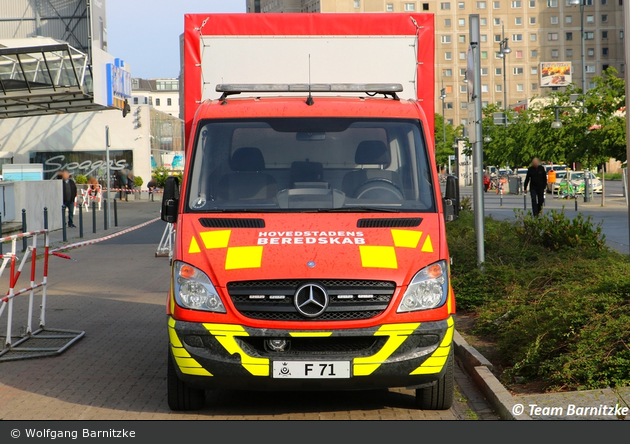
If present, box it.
[398,260,449,312]
[173,261,226,313]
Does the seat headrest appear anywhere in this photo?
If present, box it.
[355,140,391,165]
[230,147,266,172]
[290,161,324,183]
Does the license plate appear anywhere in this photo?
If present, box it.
[272,361,351,379]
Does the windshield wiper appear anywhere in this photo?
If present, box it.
[318,207,401,213]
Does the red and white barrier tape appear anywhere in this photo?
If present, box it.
[0,229,47,244]
[104,188,163,193]
[52,252,76,261]
[1,282,44,303]
[50,218,160,256]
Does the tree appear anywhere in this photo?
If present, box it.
[434,113,462,168]
[481,68,626,169]
[583,67,626,163]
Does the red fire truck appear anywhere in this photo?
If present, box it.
[164,13,459,411]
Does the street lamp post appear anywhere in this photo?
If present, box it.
[440,79,447,143]
[452,139,460,178]
[569,0,587,94]
[496,23,511,126]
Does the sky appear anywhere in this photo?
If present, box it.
[107,0,245,79]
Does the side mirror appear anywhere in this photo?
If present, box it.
[443,175,460,222]
[161,176,180,223]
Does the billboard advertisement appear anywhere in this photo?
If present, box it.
[540,62,572,87]
[89,0,131,108]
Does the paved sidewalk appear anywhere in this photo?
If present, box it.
[0,221,498,420]
[13,199,164,253]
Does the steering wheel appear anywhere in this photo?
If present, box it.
[354,178,404,200]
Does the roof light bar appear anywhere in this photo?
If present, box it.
[215,83,403,102]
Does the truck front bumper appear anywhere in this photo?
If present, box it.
[168,316,454,391]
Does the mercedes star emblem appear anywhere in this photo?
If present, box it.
[294,283,329,318]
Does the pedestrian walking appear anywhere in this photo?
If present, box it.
[483,173,491,192]
[61,170,77,228]
[147,177,158,201]
[524,157,547,216]
[127,169,135,198]
[117,169,128,201]
[87,176,99,196]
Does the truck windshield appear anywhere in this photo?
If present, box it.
[186,118,435,213]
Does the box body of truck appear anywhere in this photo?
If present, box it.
[166,13,456,411]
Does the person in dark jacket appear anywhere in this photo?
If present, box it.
[147,177,158,202]
[61,170,78,228]
[523,158,547,216]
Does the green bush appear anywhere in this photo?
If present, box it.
[134,176,143,187]
[514,209,606,251]
[75,174,88,185]
[152,167,169,188]
[460,195,472,212]
[447,209,630,390]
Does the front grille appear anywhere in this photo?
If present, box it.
[227,279,395,322]
[237,336,386,357]
[357,218,423,228]
[198,218,265,228]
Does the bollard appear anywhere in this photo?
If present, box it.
[104,199,108,230]
[500,193,503,207]
[114,199,118,227]
[79,203,84,238]
[21,209,27,252]
[0,213,3,255]
[575,198,578,211]
[92,202,96,234]
[43,207,48,230]
[523,193,527,211]
[61,205,67,242]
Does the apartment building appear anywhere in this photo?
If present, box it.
[131,78,181,118]
[250,0,625,126]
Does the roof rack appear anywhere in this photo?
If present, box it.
[215,83,403,103]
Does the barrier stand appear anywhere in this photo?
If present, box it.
[0,229,84,362]
[155,223,174,259]
[74,185,103,214]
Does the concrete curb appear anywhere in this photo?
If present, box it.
[453,329,532,420]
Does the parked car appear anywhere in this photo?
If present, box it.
[550,170,569,194]
[515,168,529,183]
[570,171,602,193]
[544,164,567,172]
[550,170,602,194]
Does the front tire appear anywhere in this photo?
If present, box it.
[415,349,454,410]
[167,351,206,411]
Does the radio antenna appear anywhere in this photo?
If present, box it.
[306,54,314,106]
